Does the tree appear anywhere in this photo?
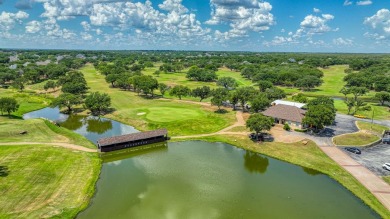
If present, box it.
[133,75,158,96]
[105,74,118,87]
[236,86,257,112]
[0,97,19,116]
[159,83,170,97]
[250,94,270,113]
[217,77,238,89]
[375,91,390,106]
[51,93,82,113]
[44,80,57,92]
[354,98,368,114]
[350,86,368,101]
[169,85,191,100]
[85,92,111,115]
[257,80,273,92]
[303,97,336,130]
[186,66,218,82]
[229,91,240,111]
[292,93,308,103]
[12,77,26,92]
[345,98,355,115]
[246,113,273,141]
[153,70,161,77]
[192,86,212,102]
[340,87,351,99]
[295,76,323,91]
[211,88,229,111]
[61,82,89,95]
[264,87,286,101]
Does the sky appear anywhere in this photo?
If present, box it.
[0,0,389,52]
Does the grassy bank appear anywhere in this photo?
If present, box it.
[357,121,389,135]
[333,132,380,146]
[172,135,389,218]
[81,64,236,136]
[0,145,101,218]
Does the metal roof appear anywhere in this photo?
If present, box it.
[98,129,168,147]
[272,100,306,109]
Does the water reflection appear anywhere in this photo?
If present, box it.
[243,151,269,174]
[86,118,113,134]
[302,167,322,176]
[101,143,168,163]
[60,115,84,130]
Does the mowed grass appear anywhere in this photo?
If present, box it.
[334,100,390,120]
[0,117,96,149]
[333,132,380,146]
[357,121,389,135]
[81,64,236,136]
[0,145,101,218]
[175,135,390,218]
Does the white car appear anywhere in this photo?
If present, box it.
[382,163,390,171]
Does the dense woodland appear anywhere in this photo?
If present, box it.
[0,50,389,125]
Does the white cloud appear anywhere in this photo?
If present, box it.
[25,20,42,33]
[364,9,390,40]
[158,0,188,14]
[299,14,335,35]
[206,0,274,40]
[313,8,321,13]
[333,37,354,46]
[344,0,353,6]
[356,0,372,6]
[81,32,93,40]
[0,11,29,31]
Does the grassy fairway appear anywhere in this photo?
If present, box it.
[177,135,390,218]
[0,117,96,149]
[357,121,389,135]
[82,64,236,136]
[0,145,100,218]
[305,65,348,97]
[333,132,380,146]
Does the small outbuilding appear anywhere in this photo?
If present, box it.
[97,129,168,152]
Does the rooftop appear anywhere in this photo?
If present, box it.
[262,104,306,123]
[98,129,168,147]
[272,100,306,109]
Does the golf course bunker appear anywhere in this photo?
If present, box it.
[145,107,203,122]
[78,141,379,219]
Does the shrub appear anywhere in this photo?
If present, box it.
[283,123,291,131]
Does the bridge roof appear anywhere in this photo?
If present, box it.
[98,129,168,147]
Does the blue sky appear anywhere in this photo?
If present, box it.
[0,0,389,52]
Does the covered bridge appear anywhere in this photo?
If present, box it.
[97,129,168,152]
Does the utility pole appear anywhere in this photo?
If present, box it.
[371,107,375,131]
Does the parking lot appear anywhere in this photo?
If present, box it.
[343,143,390,176]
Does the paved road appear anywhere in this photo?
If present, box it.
[343,143,390,176]
[336,113,390,128]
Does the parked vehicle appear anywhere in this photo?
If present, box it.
[383,163,390,171]
[248,133,273,142]
[344,147,361,155]
[383,130,390,144]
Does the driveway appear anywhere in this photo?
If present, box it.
[342,143,390,176]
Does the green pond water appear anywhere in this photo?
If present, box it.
[23,108,380,219]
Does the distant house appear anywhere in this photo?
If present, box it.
[262,100,307,129]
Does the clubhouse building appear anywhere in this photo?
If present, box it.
[262,100,307,129]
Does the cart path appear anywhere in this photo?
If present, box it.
[0,142,98,153]
[173,111,248,139]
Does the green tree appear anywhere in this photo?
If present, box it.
[158,83,170,97]
[217,77,238,89]
[169,85,191,100]
[85,92,111,115]
[153,70,161,77]
[0,97,19,116]
[246,113,274,141]
[229,91,240,111]
[12,77,26,92]
[236,86,257,112]
[295,76,323,91]
[192,86,212,102]
[303,97,336,131]
[340,87,351,99]
[292,93,308,103]
[264,87,286,101]
[106,74,118,87]
[350,86,368,101]
[44,80,57,92]
[344,98,355,115]
[211,88,229,111]
[51,93,82,113]
[375,91,390,106]
[257,80,273,92]
[250,94,270,113]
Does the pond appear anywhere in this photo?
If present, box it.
[24,108,379,219]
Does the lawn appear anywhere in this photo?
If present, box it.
[81,64,236,136]
[0,117,96,149]
[0,145,101,218]
[174,135,390,219]
[333,132,380,146]
[334,100,390,120]
[357,121,389,135]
